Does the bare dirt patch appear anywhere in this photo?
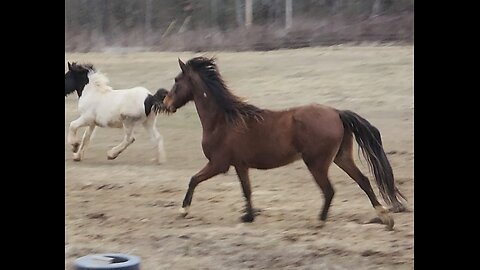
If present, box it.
[65,46,413,270]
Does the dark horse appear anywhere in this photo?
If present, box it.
[163,57,407,230]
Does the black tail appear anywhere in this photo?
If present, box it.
[144,88,169,116]
[339,110,407,208]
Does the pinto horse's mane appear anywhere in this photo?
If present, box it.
[186,57,264,127]
[70,62,95,72]
[88,72,112,92]
[71,62,112,93]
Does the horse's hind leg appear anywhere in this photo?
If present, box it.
[143,115,166,164]
[234,166,255,222]
[334,131,394,230]
[73,125,96,161]
[303,155,335,228]
[107,122,135,160]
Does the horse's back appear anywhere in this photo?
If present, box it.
[109,86,151,113]
[90,87,152,127]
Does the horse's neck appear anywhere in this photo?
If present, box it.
[192,89,223,132]
[78,84,109,109]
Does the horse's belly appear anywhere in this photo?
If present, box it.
[94,118,123,128]
[106,121,123,128]
[246,151,302,170]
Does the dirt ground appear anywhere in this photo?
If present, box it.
[65,46,413,270]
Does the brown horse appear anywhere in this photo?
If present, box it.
[163,57,406,230]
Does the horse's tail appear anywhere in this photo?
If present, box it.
[338,110,407,208]
[144,88,169,116]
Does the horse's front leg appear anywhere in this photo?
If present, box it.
[107,122,135,160]
[73,125,96,161]
[180,161,229,217]
[234,166,256,222]
[67,117,90,153]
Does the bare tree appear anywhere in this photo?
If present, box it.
[235,0,244,27]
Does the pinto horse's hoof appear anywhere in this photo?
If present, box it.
[73,152,82,162]
[241,213,254,223]
[107,155,117,160]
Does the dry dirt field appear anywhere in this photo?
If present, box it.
[65,46,413,270]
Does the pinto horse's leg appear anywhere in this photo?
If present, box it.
[143,116,166,164]
[67,116,90,153]
[234,166,255,222]
[334,132,394,230]
[107,122,135,160]
[180,161,229,217]
[73,125,96,161]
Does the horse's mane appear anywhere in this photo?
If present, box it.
[88,72,112,92]
[71,62,112,92]
[186,57,263,128]
[70,62,95,73]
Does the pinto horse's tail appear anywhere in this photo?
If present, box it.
[144,88,169,116]
[338,110,407,210]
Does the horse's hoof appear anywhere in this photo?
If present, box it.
[107,155,117,160]
[375,206,395,230]
[179,207,189,217]
[380,216,395,231]
[72,153,82,162]
[390,204,407,213]
[241,213,254,223]
[316,220,325,228]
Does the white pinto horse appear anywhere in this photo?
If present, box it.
[65,62,168,164]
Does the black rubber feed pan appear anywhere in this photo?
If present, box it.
[74,253,140,270]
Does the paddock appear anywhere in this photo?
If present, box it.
[65,46,413,270]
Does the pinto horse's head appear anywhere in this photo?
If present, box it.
[65,62,94,98]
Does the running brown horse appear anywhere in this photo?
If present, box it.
[163,57,407,230]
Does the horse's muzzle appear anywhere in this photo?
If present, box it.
[167,106,177,113]
[163,95,177,113]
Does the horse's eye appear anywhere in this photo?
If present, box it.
[174,78,178,83]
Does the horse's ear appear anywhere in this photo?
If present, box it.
[178,58,187,73]
[68,62,72,70]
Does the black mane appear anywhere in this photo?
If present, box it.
[186,57,263,127]
[70,62,96,72]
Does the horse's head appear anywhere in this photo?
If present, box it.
[163,58,195,113]
[65,62,94,97]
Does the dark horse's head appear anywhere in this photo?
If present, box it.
[65,62,95,97]
[163,58,197,113]
[163,56,263,127]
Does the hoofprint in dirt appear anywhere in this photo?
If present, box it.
[65,46,413,270]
